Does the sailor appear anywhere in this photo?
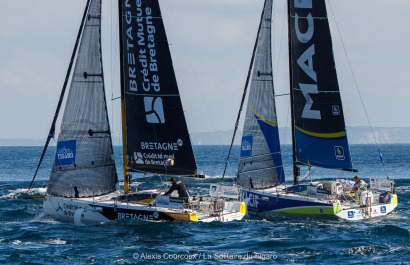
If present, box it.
[163,177,190,203]
[352,176,367,193]
[74,186,79,198]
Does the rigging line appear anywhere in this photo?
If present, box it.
[110,0,114,141]
[221,0,269,184]
[28,0,92,191]
[111,0,121,147]
[165,0,222,174]
[327,0,388,177]
[273,0,287,89]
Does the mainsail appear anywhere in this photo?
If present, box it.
[119,0,198,176]
[48,0,118,197]
[238,0,285,189]
[288,0,354,172]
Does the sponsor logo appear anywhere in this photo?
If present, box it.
[144,97,165,124]
[132,152,175,166]
[294,0,321,120]
[164,159,174,167]
[55,140,76,166]
[134,152,144,164]
[141,141,181,151]
[240,136,253,157]
[320,208,323,214]
[243,191,260,208]
[117,212,154,221]
[332,105,340,115]
[153,212,159,219]
[348,211,354,218]
[380,206,386,214]
[334,146,345,160]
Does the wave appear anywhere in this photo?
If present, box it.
[371,224,410,238]
[43,238,67,245]
[0,187,46,199]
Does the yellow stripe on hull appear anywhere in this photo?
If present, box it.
[165,212,198,222]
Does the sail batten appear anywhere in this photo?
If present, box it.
[238,0,285,189]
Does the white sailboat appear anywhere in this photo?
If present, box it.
[222,0,397,221]
[27,0,245,224]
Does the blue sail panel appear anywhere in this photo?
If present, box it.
[240,136,253,157]
[256,118,285,183]
[295,130,353,170]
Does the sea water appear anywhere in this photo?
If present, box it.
[0,145,409,264]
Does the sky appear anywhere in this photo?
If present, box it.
[0,0,409,140]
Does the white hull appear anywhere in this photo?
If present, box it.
[43,191,246,225]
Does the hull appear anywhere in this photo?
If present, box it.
[43,192,246,225]
[242,186,398,220]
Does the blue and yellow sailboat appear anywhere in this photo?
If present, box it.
[226,0,397,220]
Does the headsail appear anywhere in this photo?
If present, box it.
[48,0,118,197]
[119,0,198,176]
[288,0,354,172]
[237,0,285,189]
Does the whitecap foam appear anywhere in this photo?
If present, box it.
[11,240,22,245]
[0,187,47,199]
[44,238,67,245]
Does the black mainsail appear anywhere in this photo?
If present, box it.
[237,0,285,189]
[47,0,118,197]
[288,0,355,182]
[119,0,198,177]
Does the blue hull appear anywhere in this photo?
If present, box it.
[242,188,333,214]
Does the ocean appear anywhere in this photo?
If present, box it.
[0,145,409,264]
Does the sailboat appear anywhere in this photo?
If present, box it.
[224,0,397,220]
[27,0,245,224]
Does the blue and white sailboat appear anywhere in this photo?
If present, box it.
[227,0,397,220]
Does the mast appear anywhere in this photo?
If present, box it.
[118,0,129,193]
[28,0,92,191]
[287,0,299,185]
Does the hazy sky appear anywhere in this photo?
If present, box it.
[1,0,409,140]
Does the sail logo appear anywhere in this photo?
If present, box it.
[55,140,76,166]
[240,136,253,157]
[332,105,340,116]
[294,0,321,120]
[334,146,345,160]
[144,97,165,124]
[134,152,144,164]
